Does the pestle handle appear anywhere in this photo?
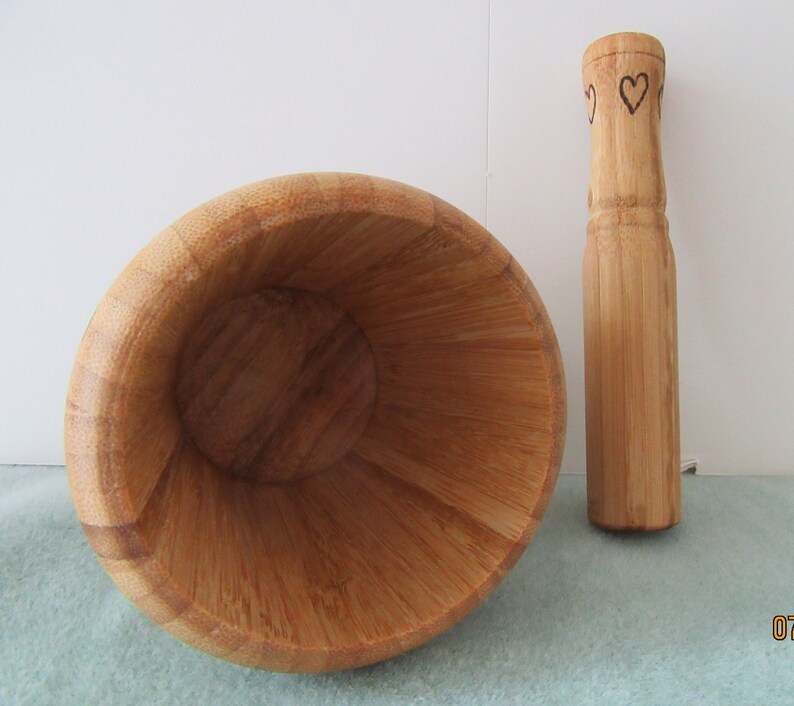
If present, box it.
[582,32,681,530]
[583,32,666,214]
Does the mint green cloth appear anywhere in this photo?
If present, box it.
[1,466,792,705]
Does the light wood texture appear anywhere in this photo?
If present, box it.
[582,33,681,531]
[65,173,566,672]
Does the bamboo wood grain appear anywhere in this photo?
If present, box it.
[582,33,681,531]
[65,173,566,672]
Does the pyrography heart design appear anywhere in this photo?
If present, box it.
[619,73,649,115]
[585,84,597,124]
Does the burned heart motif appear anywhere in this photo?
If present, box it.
[658,84,664,118]
[585,84,597,124]
[619,73,649,115]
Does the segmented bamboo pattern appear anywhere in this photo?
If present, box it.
[582,33,681,530]
[65,173,566,671]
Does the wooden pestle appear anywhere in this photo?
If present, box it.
[582,32,681,530]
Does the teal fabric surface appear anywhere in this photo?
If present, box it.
[1,466,792,705]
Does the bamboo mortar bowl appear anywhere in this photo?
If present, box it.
[65,173,566,672]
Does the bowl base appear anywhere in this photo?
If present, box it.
[176,287,377,484]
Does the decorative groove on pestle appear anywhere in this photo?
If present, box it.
[582,49,665,70]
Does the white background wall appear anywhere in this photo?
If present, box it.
[2,1,793,474]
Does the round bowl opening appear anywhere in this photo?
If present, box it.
[66,174,565,672]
